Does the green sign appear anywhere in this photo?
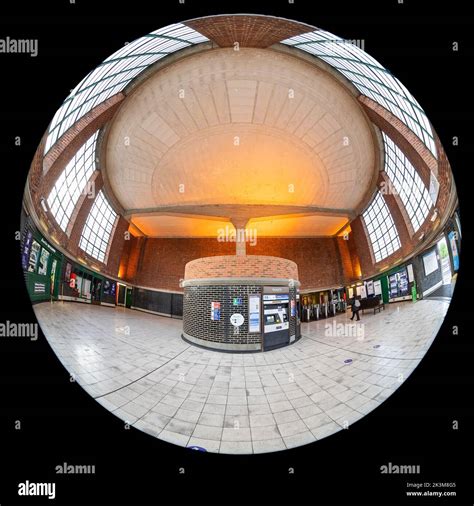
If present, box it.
[411,282,417,302]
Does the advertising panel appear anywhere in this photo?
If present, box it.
[28,240,41,273]
[374,280,382,296]
[366,280,374,296]
[448,231,459,271]
[22,230,33,271]
[248,295,261,333]
[37,248,50,276]
[64,262,72,282]
[50,259,57,295]
[423,250,439,276]
[103,279,116,296]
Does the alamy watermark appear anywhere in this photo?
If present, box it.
[217,225,257,247]
[0,321,38,340]
[324,320,365,339]
[334,38,365,51]
[380,462,420,474]
[115,325,130,335]
[0,37,38,57]
[18,481,55,500]
[55,462,95,474]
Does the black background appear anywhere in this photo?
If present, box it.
[0,0,473,504]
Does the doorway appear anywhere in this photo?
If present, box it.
[117,283,126,306]
[125,287,133,308]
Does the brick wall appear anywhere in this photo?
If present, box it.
[349,217,373,277]
[185,15,313,48]
[183,284,263,349]
[249,237,344,289]
[185,255,299,280]
[434,135,454,219]
[104,216,130,278]
[336,236,356,281]
[122,237,346,292]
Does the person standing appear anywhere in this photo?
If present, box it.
[350,297,361,321]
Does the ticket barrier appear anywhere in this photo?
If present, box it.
[320,302,328,318]
[303,304,320,321]
[336,300,347,313]
[312,304,320,320]
[303,306,311,322]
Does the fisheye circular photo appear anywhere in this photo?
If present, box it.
[21,14,460,454]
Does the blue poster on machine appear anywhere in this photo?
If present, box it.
[211,301,221,321]
[448,231,459,271]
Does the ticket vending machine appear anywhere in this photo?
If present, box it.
[263,291,290,351]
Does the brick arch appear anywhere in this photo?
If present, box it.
[184,14,314,48]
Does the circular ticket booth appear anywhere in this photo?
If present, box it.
[182,255,301,352]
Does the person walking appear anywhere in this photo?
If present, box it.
[350,297,361,321]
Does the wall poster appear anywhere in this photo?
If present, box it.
[248,295,261,333]
[50,259,57,295]
[211,301,221,321]
[373,280,382,296]
[448,231,460,271]
[28,240,41,273]
[366,280,374,296]
[37,248,50,276]
[22,230,33,271]
[423,250,439,276]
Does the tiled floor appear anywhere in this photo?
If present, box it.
[34,299,449,454]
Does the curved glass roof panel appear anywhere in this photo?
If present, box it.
[281,30,437,158]
[46,131,98,234]
[382,132,433,233]
[362,190,402,263]
[44,23,208,153]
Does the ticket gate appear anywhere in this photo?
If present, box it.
[263,293,290,351]
[313,304,320,320]
[296,297,301,339]
[320,302,328,318]
[303,306,311,322]
[336,299,347,313]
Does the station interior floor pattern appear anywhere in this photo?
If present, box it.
[34,299,449,454]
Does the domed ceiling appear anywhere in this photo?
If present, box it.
[103,46,379,237]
